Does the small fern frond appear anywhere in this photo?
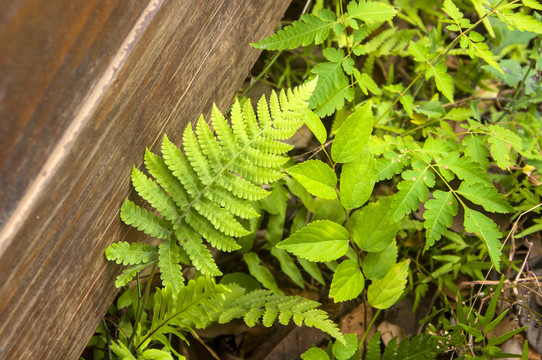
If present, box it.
[114,262,154,288]
[105,241,158,265]
[252,12,335,50]
[219,289,345,345]
[110,80,316,289]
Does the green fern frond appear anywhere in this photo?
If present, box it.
[114,262,155,288]
[109,80,317,290]
[252,12,335,50]
[105,241,158,266]
[219,289,345,345]
[376,334,442,360]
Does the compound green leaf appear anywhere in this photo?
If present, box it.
[120,200,170,240]
[362,241,398,280]
[177,227,222,276]
[353,197,400,252]
[287,160,337,199]
[423,190,458,248]
[332,102,374,163]
[497,11,542,34]
[277,220,350,262]
[340,147,376,210]
[456,182,513,213]
[367,260,410,309]
[329,259,364,302]
[463,208,502,271]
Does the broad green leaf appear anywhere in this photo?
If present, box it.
[367,260,410,309]
[456,182,513,213]
[463,208,502,271]
[305,111,327,144]
[340,147,376,210]
[332,102,373,163]
[437,152,490,185]
[261,182,289,216]
[390,168,435,222]
[276,220,350,262]
[302,347,330,360]
[220,272,261,292]
[329,259,364,302]
[332,333,359,360]
[271,247,305,288]
[313,77,355,117]
[243,252,284,295]
[426,62,454,103]
[158,238,186,296]
[362,241,398,280]
[353,197,400,252]
[347,1,397,23]
[287,160,337,199]
[423,190,458,248]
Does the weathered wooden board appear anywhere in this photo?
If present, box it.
[0,1,291,358]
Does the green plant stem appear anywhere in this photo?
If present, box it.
[231,50,283,110]
[102,318,113,360]
[128,262,158,352]
[360,308,381,350]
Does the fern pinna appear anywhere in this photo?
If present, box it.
[106,79,317,295]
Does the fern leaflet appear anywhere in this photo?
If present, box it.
[219,289,345,345]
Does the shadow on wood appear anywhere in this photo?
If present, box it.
[0,1,291,358]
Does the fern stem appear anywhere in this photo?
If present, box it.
[128,262,158,352]
[233,50,283,109]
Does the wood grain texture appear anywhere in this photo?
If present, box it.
[0,0,291,358]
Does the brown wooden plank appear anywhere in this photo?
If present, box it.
[0,1,291,358]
